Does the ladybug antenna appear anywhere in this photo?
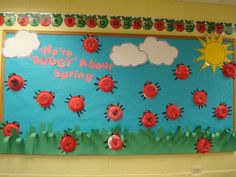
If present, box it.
[144,81,152,85]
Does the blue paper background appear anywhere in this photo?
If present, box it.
[3,33,234,135]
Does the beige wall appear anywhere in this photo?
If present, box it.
[0,0,236,177]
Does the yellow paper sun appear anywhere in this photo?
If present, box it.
[195,33,233,73]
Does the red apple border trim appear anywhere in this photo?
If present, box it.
[0,13,236,35]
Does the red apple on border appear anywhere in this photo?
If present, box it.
[132,17,142,30]
[40,14,51,26]
[64,14,76,27]
[174,20,185,32]
[110,16,121,29]
[18,13,29,26]
[154,18,165,31]
[86,15,97,28]
[0,13,4,26]
[196,21,206,33]
[215,22,224,34]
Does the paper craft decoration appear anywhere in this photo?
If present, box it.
[105,103,124,121]
[221,62,236,78]
[139,110,158,128]
[94,75,117,93]
[59,129,78,154]
[139,81,160,100]
[65,95,86,117]
[163,104,184,121]
[0,13,236,36]
[0,121,20,136]
[173,63,192,80]
[195,137,212,154]
[105,132,126,151]
[4,73,27,91]
[192,89,208,108]
[195,34,233,73]
[0,31,235,155]
[33,90,55,110]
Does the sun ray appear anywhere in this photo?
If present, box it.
[212,65,217,73]
[224,57,231,63]
[197,37,207,47]
[195,55,205,62]
[216,35,223,44]
[200,62,210,70]
[195,34,234,73]
[225,50,234,55]
[223,43,233,49]
[206,33,212,43]
[197,48,204,54]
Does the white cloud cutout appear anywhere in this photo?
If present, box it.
[3,30,40,58]
[109,43,148,67]
[139,37,178,65]
[109,37,178,67]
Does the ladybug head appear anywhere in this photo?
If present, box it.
[176,62,184,67]
[63,128,73,136]
[166,103,173,108]
[12,121,20,127]
[49,91,55,98]
[105,75,113,79]
[107,104,114,109]
[143,110,151,114]
[78,95,85,101]
[8,73,16,78]
[111,131,120,136]
[144,81,152,85]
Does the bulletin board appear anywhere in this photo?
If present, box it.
[0,30,235,155]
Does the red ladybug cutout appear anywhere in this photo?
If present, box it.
[0,121,20,136]
[94,75,117,93]
[139,81,160,100]
[59,129,78,154]
[105,132,126,151]
[163,103,183,120]
[81,35,101,53]
[195,137,212,154]
[173,63,192,80]
[192,89,207,108]
[222,62,236,79]
[33,90,55,110]
[213,102,232,119]
[139,110,158,128]
[4,73,27,91]
[65,95,85,117]
[105,103,124,121]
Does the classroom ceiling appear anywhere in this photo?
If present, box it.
[178,0,236,5]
